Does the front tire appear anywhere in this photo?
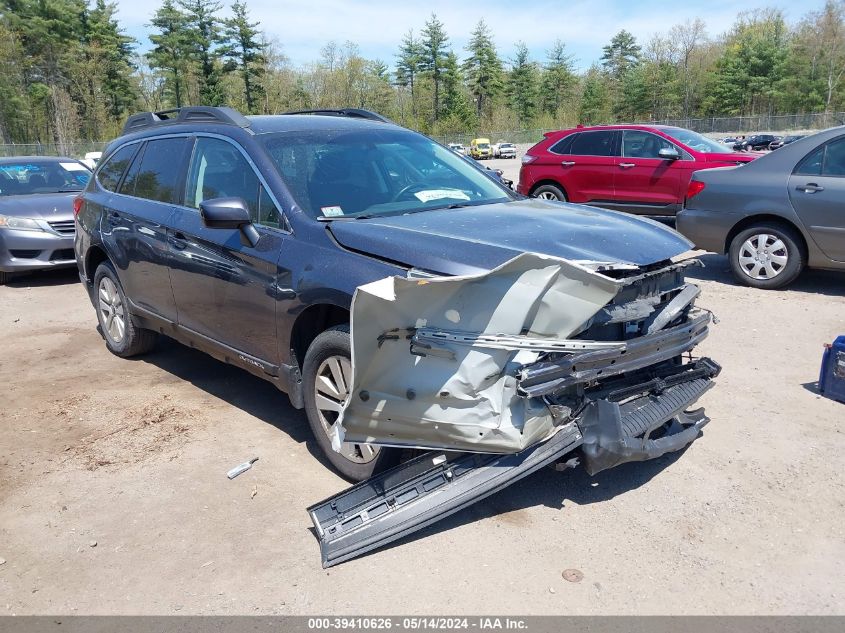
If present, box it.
[302,324,402,482]
[532,184,567,201]
[93,262,158,356]
[728,223,805,289]
[0,271,9,285]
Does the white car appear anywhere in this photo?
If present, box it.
[80,151,102,171]
[495,142,517,159]
[447,143,466,155]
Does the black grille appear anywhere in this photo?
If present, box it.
[50,249,75,261]
[48,220,75,235]
[10,249,41,259]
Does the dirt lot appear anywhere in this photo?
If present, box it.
[2,222,845,614]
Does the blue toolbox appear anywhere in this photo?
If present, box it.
[819,335,845,404]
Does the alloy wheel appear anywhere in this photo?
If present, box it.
[314,354,380,464]
[98,277,126,343]
[737,233,789,280]
[535,191,559,200]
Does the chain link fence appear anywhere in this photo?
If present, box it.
[4,112,844,157]
[0,141,109,159]
[647,112,845,134]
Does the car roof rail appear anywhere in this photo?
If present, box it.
[121,106,250,135]
[282,108,393,124]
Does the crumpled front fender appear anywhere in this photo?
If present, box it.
[336,253,622,453]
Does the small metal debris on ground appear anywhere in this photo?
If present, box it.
[0,558,6,565]
[251,485,257,499]
[562,568,584,582]
[227,457,259,479]
[88,541,97,548]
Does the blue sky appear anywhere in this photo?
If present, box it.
[115,0,827,70]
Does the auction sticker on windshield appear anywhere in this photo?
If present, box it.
[413,189,471,203]
[321,206,344,217]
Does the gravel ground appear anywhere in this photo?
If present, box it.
[1,207,844,615]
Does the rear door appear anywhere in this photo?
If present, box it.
[788,136,845,261]
[556,130,619,204]
[168,135,287,367]
[612,130,693,214]
[102,136,190,322]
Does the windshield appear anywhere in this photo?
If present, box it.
[260,128,512,219]
[0,160,91,196]
[663,128,734,154]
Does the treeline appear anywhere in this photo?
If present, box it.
[1,0,845,145]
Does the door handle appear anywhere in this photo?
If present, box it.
[169,232,188,250]
[619,163,636,168]
[798,183,824,194]
[561,161,576,167]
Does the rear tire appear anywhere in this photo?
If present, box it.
[93,262,158,356]
[531,184,567,201]
[0,271,9,285]
[728,223,805,289]
[303,324,402,482]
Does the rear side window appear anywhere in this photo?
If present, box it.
[97,145,137,192]
[794,137,845,177]
[130,138,187,203]
[569,131,617,157]
[548,134,576,155]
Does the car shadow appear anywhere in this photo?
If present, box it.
[132,338,336,469]
[324,445,688,563]
[685,253,845,297]
[4,268,80,288]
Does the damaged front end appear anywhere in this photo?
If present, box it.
[310,253,720,566]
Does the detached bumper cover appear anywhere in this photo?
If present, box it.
[309,357,720,566]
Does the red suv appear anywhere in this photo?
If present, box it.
[518,125,759,216]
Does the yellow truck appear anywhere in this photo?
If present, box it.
[469,137,492,159]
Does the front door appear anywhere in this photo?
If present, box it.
[788,136,845,262]
[168,136,286,367]
[612,130,692,214]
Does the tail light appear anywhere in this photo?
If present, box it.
[73,196,83,216]
[686,180,706,200]
[521,154,538,165]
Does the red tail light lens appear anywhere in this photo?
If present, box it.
[73,196,83,216]
[686,180,706,200]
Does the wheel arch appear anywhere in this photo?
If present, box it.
[289,303,350,371]
[528,179,568,199]
[84,245,110,284]
[724,214,809,258]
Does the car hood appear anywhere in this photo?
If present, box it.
[327,199,692,275]
[0,192,78,220]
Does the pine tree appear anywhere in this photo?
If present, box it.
[462,18,503,119]
[221,0,265,113]
[87,0,136,120]
[395,29,423,118]
[507,42,539,124]
[540,39,576,117]
[601,29,641,79]
[441,51,474,128]
[178,0,224,105]
[148,0,191,107]
[420,13,449,121]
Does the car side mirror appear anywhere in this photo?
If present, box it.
[658,147,680,160]
[199,197,260,247]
